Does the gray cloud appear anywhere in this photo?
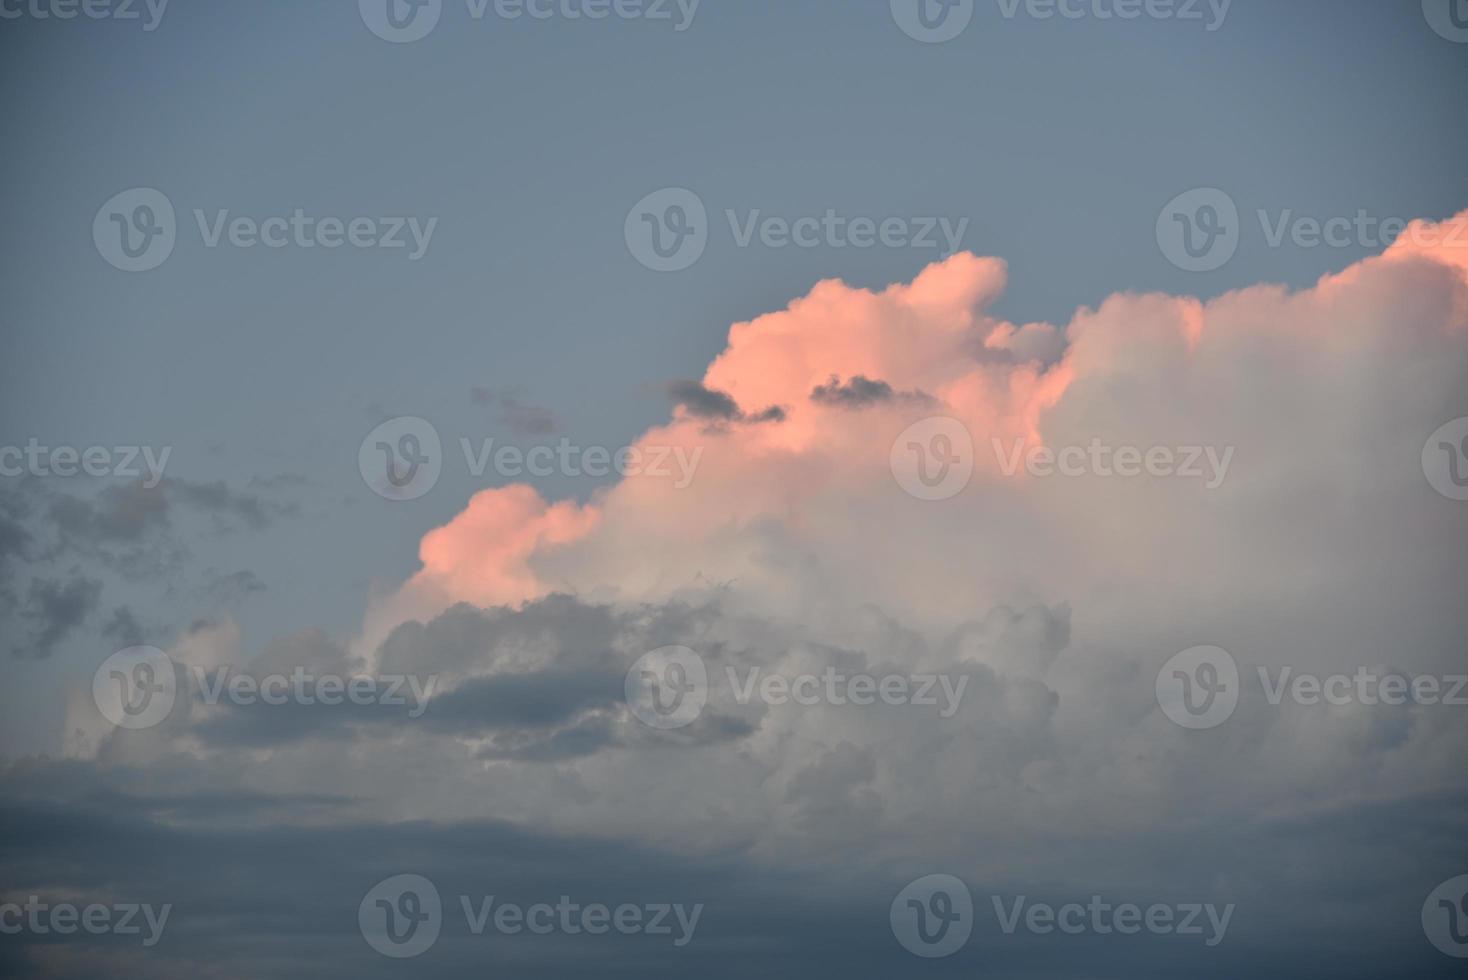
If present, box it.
[809,375,935,409]
[668,381,784,426]
[12,573,102,659]
[471,386,561,435]
[101,605,148,648]
[201,569,267,605]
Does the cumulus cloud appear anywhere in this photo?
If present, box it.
[15,212,1468,977]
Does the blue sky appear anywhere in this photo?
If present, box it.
[1,2,1466,977]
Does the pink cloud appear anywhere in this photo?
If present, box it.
[375,209,1468,642]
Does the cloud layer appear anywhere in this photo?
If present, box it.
[12,213,1468,977]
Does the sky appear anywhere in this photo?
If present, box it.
[1,0,1467,976]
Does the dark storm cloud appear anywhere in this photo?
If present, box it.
[181,596,754,757]
[0,762,1462,979]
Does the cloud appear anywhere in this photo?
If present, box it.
[809,374,935,409]
[164,478,298,531]
[201,569,267,605]
[14,212,1468,978]
[48,482,170,546]
[667,380,785,426]
[471,385,561,435]
[101,605,148,648]
[12,574,102,659]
